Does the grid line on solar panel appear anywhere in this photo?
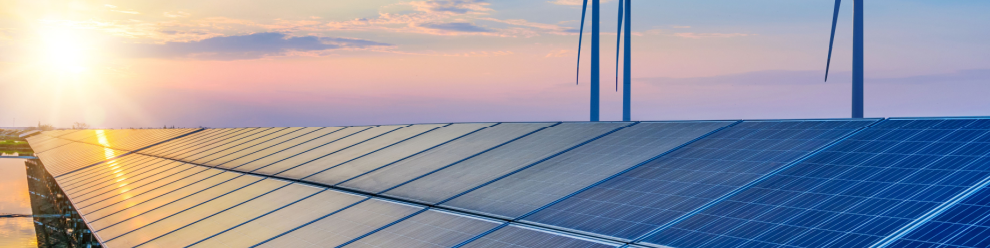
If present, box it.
[382,122,630,205]
[309,123,495,187]
[189,128,313,167]
[99,177,289,244]
[520,120,877,241]
[135,185,327,247]
[141,129,235,157]
[440,121,734,219]
[215,127,343,169]
[335,206,431,248]
[183,128,293,163]
[233,127,371,172]
[250,126,403,176]
[886,184,990,248]
[640,118,990,248]
[455,224,622,248]
[277,124,446,181]
[156,128,262,160]
[79,169,231,220]
[126,129,204,152]
[74,163,208,208]
[253,198,423,248]
[337,123,555,194]
[340,209,503,248]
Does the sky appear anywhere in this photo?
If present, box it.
[0,0,988,128]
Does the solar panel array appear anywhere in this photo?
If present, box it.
[25,118,990,248]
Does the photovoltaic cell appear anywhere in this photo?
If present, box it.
[137,183,324,248]
[338,123,553,194]
[99,176,287,247]
[257,199,423,248]
[215,127,344,170]
[159,128,264,160]
[230,127,367,172]
[891,185,990,247]
[343,210,501,248]
[201,127,324,167]
[276,124,446,180]
[384,122,629,204]
[523,120,876,241]
[185,127,296,163]
[643,118,990,248]
[304,123,493,186]
[251,125,402,176]
[189,189,366,247]
[461,225,620,248]
[79,170,231,221]
[443,121,732,219]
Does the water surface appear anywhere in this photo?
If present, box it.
[0,158,37,248]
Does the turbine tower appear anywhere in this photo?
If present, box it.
[615,0,631,121]
[576,0,601,122]
[825,0,865,118]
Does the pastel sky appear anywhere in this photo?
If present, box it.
[1,0,988,128]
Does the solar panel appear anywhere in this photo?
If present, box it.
[251,125,403,176]
[275,124,446,181]
[460,225,621,248]
[201,127,324,167]
[73,163,209,208]
[140,129,232,156]
[338,123,553,194]
[642,118,990,248]
[256,198,423,248]
[231,127,368,172]
[188,189,366,247]
[35,142,130,176]
[342,210,502,248]
[99,176,288,247]
[158,128,264,160]
[383,122,629,204]
[136,183,327,247]
[522,120,876,241]
[304,123,494,186]
[890,185,990,247]
[185,127,297,163]
[80,170,231,222]
[215,127,344,169]
[443,121,732,219]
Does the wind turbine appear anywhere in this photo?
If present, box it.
[615,0,631,121]
[576,0,601,122]
[825,0,865,118]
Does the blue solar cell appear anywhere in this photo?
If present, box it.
[890,185,990,247]
[442,121,732,219]
[460,225,620,248]
[522,120,875,241]
[643,118,990,248]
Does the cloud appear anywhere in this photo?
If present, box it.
[125,32,391,60]
[673,33,755,39]
[410,0,492,14]
[419,22,492,33]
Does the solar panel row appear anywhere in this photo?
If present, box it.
[26,118,990,248]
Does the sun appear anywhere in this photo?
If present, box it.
[36,27,93,74]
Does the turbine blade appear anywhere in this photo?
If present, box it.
[576,0,589,85]
[616,0,624,92]
[825,0,841,82]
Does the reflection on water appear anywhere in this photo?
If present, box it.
[26,159,103,248]
[0,217,38,247]
[0,158,38,248]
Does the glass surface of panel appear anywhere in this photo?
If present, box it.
[384,122,628,204]
[217,127,344,169]
[71,162,194,203]
[63,158,179,194]
[343,210,501,248]
[523,120,876,241]
[306,123,493,186]
[84,170,238,227]
[276,124,445,180]
[252,125,403,176]
[80,169,230,220]
[59,155,160,189]
[892,185,990,248]
[75,165,210,209]
[160,128,262,160]
[443,121,732,218]
[39,143,130,176]
[462,225,620,248]
[201,127,321,167]
[184,127,293,163]
[137,183,324,248]
[339,123,553,193]
[233,127,365,172]
[642,119,990,248]
[92,174,273,241]
[257,198,422,248]
[189,189,366,247]
[140,129,231,156]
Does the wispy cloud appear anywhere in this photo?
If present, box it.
[124,32,391,60]
[419,22,493,33]
[410,0,492,14]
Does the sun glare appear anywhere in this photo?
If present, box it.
[37,27,92,74]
